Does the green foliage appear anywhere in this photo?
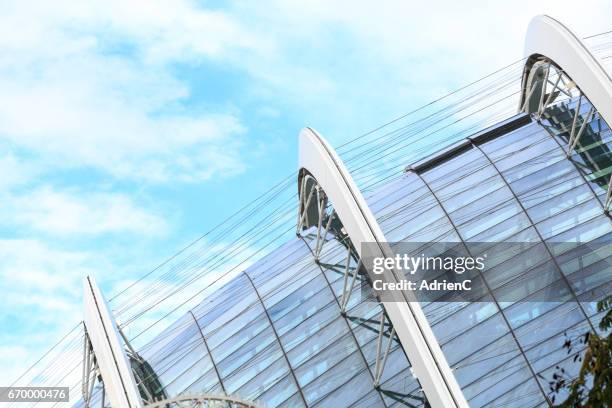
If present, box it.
[550,295,612,407]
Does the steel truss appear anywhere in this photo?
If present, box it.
[81,325,163,407]
[297,172,404,395]
[298,174,361,312]
[297,154,450,408]
[82,329,104,407]
[373,311,396,388]
[522,58,612,211]
[297,127,468,408]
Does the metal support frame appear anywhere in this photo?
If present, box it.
[520,15,612,212]
[316,213,335,259]
[298,179,397,407]
[82,329,102,407]
[299,171,399,389]
[145,394,264,408]
[297,127,468,408]
[118,327,161,404]
[606,178,612,211]
[373,311,396,388]
[521,60,576,119]
[521,58,598,158]
[339,251,361,315]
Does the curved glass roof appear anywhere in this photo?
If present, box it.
[73,94,612,407]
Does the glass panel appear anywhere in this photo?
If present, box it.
[536,199,602,239]
[464,355,534,407]
[267,274,329,324]
[453,333,519,388]
[235,357,289,403]
[280,301,340,352]
[208,310,269,363]
[278,392,307,408]
[205,302,265,350]
[273,288,335,337]
[312,370,378,408]
[216,325,277,378]
[442,312,510,366]
[181,366,220,395]
[223,342,284,394]
[482,123,547,160]
[288,318,349,369]
[255,374,301,408]
[302,352,366,406]
[294,333,357,387]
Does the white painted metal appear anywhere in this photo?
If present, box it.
[82,332,98,405]
[83,276,144,408]
[373,311,395,388]
[298,127,468,408]
[145,394,263,408]
[521,15,612,126]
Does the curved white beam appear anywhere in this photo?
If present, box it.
[520,14,612,125]
[83,276,143,408]
[298,127,468,408]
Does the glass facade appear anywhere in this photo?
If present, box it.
[128,225,426,407]
[78,97,611,407]
[369,98,611,406]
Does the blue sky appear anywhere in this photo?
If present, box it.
[1,0,612,387]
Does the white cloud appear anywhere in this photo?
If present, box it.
[0,238,91,385]
[211,0,612,142]
[0,152,40,189]
[0,0,257,185]
[0,187,168,237]
[0,239,96,295]
[3,0,609,186]
[0,238,142,389]
[0,345,31,389]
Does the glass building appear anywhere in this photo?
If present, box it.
[109,90,610,408]
[23,14,611,408]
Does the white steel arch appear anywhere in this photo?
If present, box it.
[83,276,144,408]
[298,127,469,408]
[520,14,612,124]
